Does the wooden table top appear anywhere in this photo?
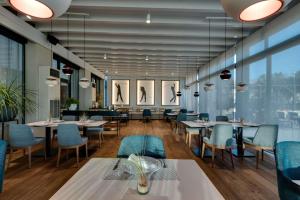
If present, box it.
[27,120,108,128]
[181,120,260,128]
[50,158,224,200]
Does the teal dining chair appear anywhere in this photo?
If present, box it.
[199,113,209,121]
[57,124,88,167]
[0,140,7,192]
[243,125,278,169]
[202,124,234,168]
[275,141,300,200]
[8,124,46,169]
[173,112,187,134]
[216,116,229,122]
[86,115,104,148]
[185,115,200,148]
[143,109,152,122]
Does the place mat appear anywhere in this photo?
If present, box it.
[104,159,178,181]
[122,189,169,200]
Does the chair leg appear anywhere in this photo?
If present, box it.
[221,149,224,161]
[201,143,206,159]
[28,147,32,169]
[185,132,188,144]
[211,147,215,168]
[66,149,69,160]
[56,147,61,167]
[7,148,13,168]
[101,132,104,141]
[261,149,264,161]
[76,146,79,167]
[98,133,101,148]
[188,134,192,148]
[229,148,234,169]
[85,143,88,159]
[256,150,259,169]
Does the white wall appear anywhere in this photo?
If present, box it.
[107,76,187,109]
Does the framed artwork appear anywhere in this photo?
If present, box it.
[112,80,130,105]
[137,80,155,106]
[161,80,180,106]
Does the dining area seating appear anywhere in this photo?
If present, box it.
[0,140,6,193]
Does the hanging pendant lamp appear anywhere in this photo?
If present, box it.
[7,0,71,19]
[220,0,284,22]
[220,16,232,80]
[237,23,247,92]
[194,91,199,97]
[62,14,73,76]
[79,16,90,89]
[204,19,214,92]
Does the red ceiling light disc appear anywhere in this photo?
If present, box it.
[240,0,283,22]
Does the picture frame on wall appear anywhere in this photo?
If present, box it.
[137,80,155,106]
[112,80,130,105]
[161,80,180,106]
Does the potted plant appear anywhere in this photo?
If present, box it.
[0,80,36,122]
[65,98,79,110]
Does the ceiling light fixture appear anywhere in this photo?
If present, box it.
[220,16,232,80]
[204,19,214,92]
[145,56,149,61]
[237,23,247,92]
[146,13,151,24]
[7,0,71,19]
[220,0,284,22]
[79,15,90,89]
[62,14,74,76]
[104,53,107,60]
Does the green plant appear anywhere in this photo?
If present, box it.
[0,80,37,121]
[65,98,79,108]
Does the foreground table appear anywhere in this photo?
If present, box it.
[27,120,108,157]
[50,158,224,200]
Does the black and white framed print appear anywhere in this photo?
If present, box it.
[137,80,155,106]
[161,80,180,106]
[112,80,130,105]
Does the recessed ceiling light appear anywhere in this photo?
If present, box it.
[145,56,149,61]
[146,13,151,24]
[7,0,71,19]
[104,53,107,60]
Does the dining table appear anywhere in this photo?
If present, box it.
[181,120,260,158]
[27,120,108,157]
[50,158,224,200]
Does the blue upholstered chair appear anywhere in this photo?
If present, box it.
[172,112,187,134]
[0,140,7,193]
[143,109,152,122]
[56,124,88,167]
[202,124,234,168]
[216,116,229,122]
[117,135,166,159]
[180,109,187,113]
[86,116,104,148]
[199,113,209,121]
[243,125,278,169]
[276,142,300,200]
[8,124,46,169]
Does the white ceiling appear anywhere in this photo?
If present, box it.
[2,0,296,77]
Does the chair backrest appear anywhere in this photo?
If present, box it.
[90,115,103,121]
[176,112,187,122]
[276,142,300,200]
[57,124,83,147]
[143,109,152,117]
[163,109,172,116]
[199,113,209,121]
[62,115,77,121]
[180,109,187,113]
[209,124,233,147]
[9,124,35,148]
[253,125,278,148]
[187,110,194,113]
[0,140,7,192]
[216,116,229,122]
[186,115,198,121]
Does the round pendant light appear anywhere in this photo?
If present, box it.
[220,0,284,22]
[176,91,182,97]
[62,64,73,76]
[220,69,232,80]
[194,91,199,97]
[45,77,58,87]
[7,0,72,19]
[79,77,90,88]
[236,82,247,92]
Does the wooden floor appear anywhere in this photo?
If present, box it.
[0,120,279,200]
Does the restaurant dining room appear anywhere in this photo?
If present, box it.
[0,0,300,199]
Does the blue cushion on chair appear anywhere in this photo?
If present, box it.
[0,140,7,192]
[117,135,166,159]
